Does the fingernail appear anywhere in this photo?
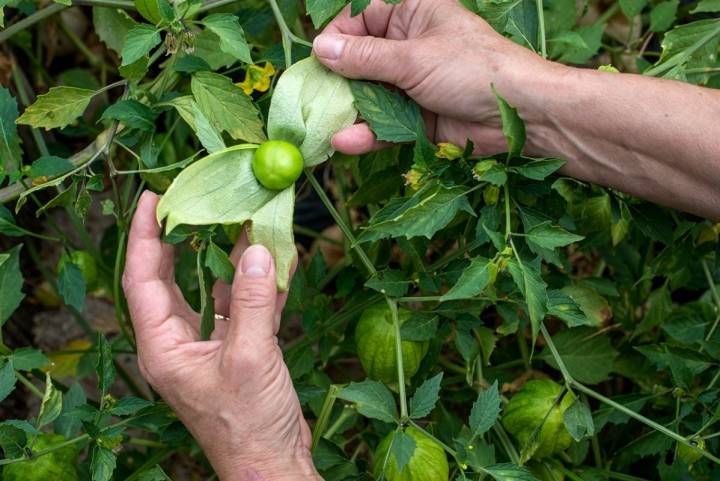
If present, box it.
[241,245,271,277]
[314,34,345,60]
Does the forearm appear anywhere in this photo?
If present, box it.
[519,65,720,220]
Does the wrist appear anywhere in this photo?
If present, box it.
[216,449,321,481]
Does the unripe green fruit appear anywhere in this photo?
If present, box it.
[2,433,79,481]
[678,439,706,465]
[252,140,304,190]
[57,250,99,291]
[373,427,449,481]
[355,303,428,385]
[502,380,574,459]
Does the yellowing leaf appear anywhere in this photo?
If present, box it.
[16,87,96,130]
[46,339,92,380]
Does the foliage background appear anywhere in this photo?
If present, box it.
[0,0,719,480]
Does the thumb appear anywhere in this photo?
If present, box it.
[226,245,278,346]
[313,33,409,87]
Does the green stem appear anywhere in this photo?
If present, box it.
[408,420,458,457]
[573,383,720,464]
[0,3,66,43]
[305,169,377,276]
[312,385,340,449]
[74,0,135,8]
[387,298,408,419]
[16,372,44,398]
[702,259,720,344]
[0,414,140,466]
[540,323,573,383]
[535,0,547,59]
[503,183,512,240]
[293,224,343,246]
[324,406,355,440]
[492,423,520,464]
[123,449,172,481]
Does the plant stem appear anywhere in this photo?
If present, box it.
[312,385,340,449]
[539,323,573,383]
[74,0,135,8]
[0,3,66,43]
[408,420,458,457]
[324,406,355,440]
[16,372,44,398]
[387,298,408,419]
[535,0,547,59]
[702,258,720,344]
[305,169,377,276]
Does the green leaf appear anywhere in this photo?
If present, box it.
[524,221,584,250]
[191,98,226,154]
[96,334,116,394]
[193,29,238,70]
[511,158,565,180]
[0,245,24,325]
[247,185,297,291]
[337,379,398,423]
[390,430,416,473]
[306,0,347,29]
[400,313,438,342]
[476,0,524,31]
[0,87,22,175]
[483,463,539,481]
[350,0,371,16]
[350,81,422,143]
[37,373,63,427]
[359,183,474,242]
[10,348,50,371]
[30,156,74,179]
[205,240,235,284]
[507,258,547,342]
[201,14,252,64]
[93,7,136,54]
[546,290,591,327]
[409,372,443,419]
[0,361,17,403]
[121,24,161,66]
[563,399,594,441]
[137,466,172,481]
[57,262,86,312]
[157,146,274,232]
[268,56,357,166]
[54,383,86,438]
[16,87,96,130]
[650,0,679,32]
[100,99,157,131]
[542,327,617,384]
[91,445,117,481]
[191,71,266,143]
[469,380,501,436]
[619,0,647,17]
[692,0,720,13]
[0,206,23,237]
[365,269,411,297]
[109,396,153,415]
[440,257,496,301]
[648,19,720,81]
[492,86,526,157]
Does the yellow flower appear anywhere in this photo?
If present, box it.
[436,142,463,160]
[236,62,276,95]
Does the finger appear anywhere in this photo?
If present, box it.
[313,33,412,88]
[323,0,396,38]
[212,231,250,317]
[332,123,390,155]
[225,245,278,348]
[123,192,198,351]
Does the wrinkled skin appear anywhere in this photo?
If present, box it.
[314,0,555,157]
[123,191,320,481]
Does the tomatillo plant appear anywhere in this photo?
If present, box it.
[0,0,719,481]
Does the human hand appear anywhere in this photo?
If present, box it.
[122,191,319,481]
[313,0,561,157]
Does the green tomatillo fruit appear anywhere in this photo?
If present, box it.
[373,427,449,481]
[57,250,99,291]
[2,433,80,481]
[355,303,429,385]
[252,140,304,190]
[502,379,574,459]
